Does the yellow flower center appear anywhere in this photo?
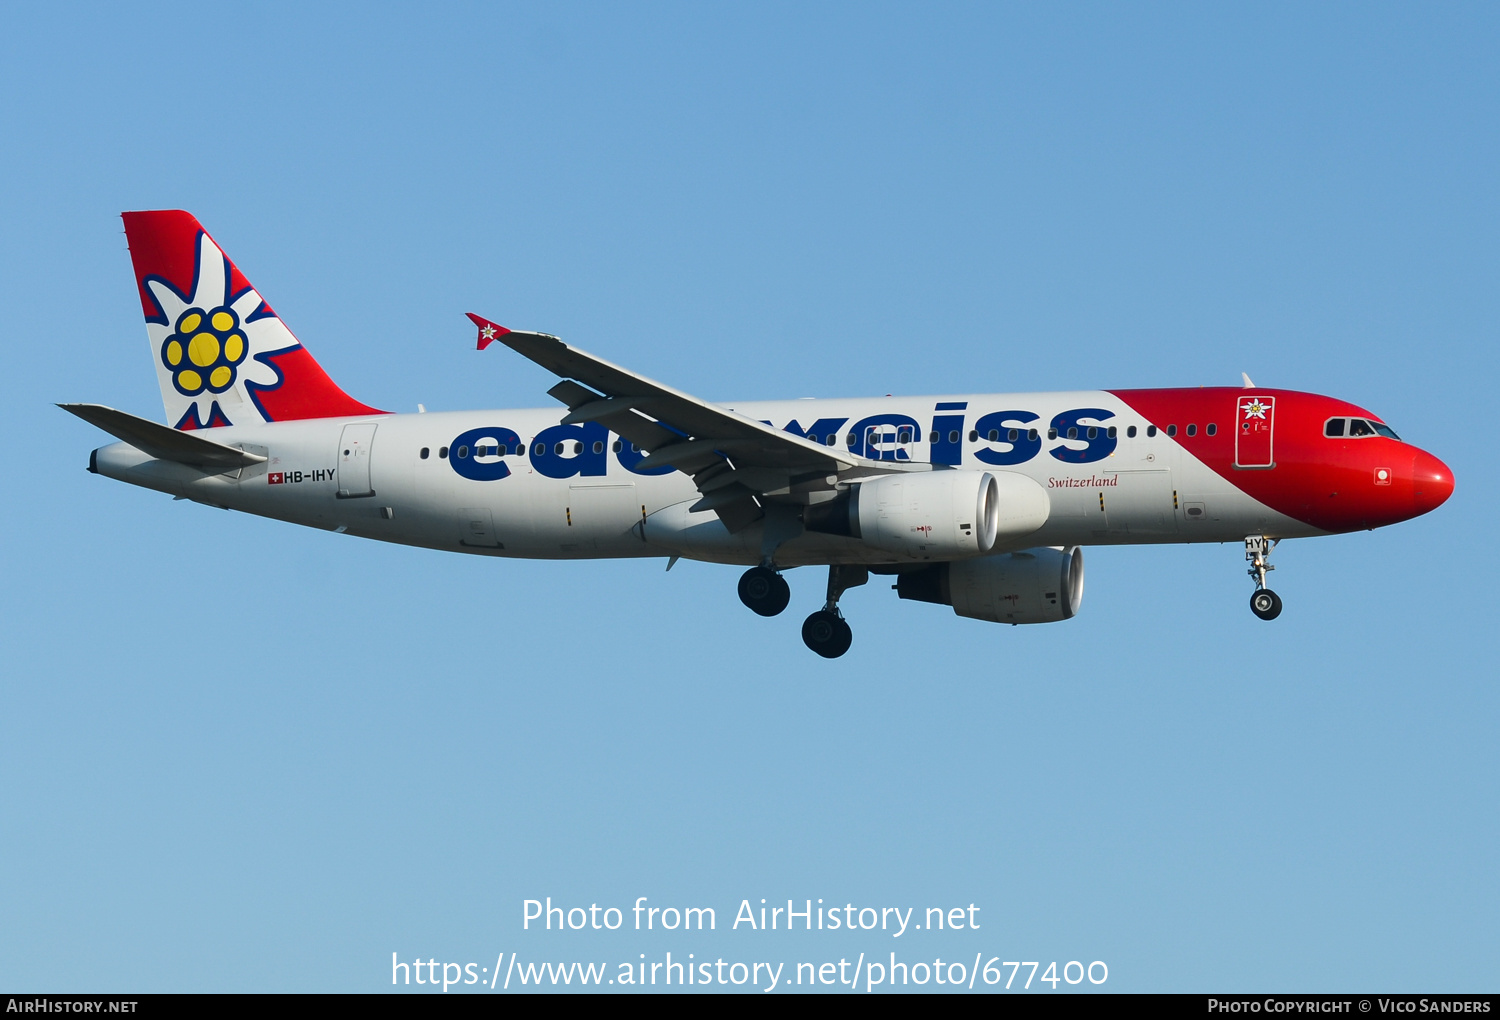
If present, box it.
[164,305,249,397]
[188,332,220,367]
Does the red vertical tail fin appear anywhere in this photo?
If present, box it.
[121,210,384,429]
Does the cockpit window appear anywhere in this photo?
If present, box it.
[1325,416,1402,441]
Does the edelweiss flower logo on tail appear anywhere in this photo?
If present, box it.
[142,230,292,428]
[123,210,384,430]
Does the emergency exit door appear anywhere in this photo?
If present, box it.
[862,421,920,462]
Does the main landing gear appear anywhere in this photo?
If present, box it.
[737,564,790,617]
[801,566,867,659]
[735,563,868,658]
[1246,536,1283,621]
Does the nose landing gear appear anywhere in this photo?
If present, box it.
[801,565,867,658]
[1246,536,1282,620]
[738,564,791,617]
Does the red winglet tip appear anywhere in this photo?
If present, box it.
[466,312,510,350]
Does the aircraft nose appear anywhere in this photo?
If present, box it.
[1411,450,1454,516]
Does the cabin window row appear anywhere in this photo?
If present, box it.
[418,440,659,461]
[414,419,1227,461]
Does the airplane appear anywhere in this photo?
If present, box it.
[64,210,1455,657]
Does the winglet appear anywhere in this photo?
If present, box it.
[1241,372,1256,388]
[467,313,511,351]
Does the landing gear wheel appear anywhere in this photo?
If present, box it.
[738,566,790,617]
[1250,589,1283,621]
[802,610,853,658]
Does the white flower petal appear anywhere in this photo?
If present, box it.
[188,234,230,309]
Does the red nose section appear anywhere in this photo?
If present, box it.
[1412,451,1454,516]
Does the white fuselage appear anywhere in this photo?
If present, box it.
[92,392,1315,567]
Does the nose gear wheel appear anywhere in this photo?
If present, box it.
[1245,536,1282,622]
[1250,589,1283,620]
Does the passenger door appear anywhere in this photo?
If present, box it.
[1235,396,1276,469]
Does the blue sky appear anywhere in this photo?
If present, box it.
[1,2,1495,992]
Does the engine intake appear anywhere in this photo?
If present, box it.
[896,546,1084,624]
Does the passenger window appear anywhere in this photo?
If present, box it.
[1146,425,1157,437]
[898,428,912,444]
[1067,427,1078,440]
[573,442,583,454]
[1127,425,1137,438]
[968,430,979,443]
[1086,427,1097,440]
[825,434,837,446]
[948,430,960,444]
[438,446,449,459]
[929,431,939,444]
[534,443,545,456]
[1167,425,1177,437]
[1206,423,1217,436]
[456,445,470,459]
[612,440,622,452]
[420,447,430,459]
[1047,428,1058,440]
[1186,424,1197,437]
[592,441,604,454]
[1107,426,1116,438]
[846,433,857,446]
[1325,418,1346,437]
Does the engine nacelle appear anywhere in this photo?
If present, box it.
[896,546,1084,624]
[859,470,999,558]
[805,469,1049,560]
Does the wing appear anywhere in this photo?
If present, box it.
[467,314,921,532]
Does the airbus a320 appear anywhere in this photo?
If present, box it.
[65,211,1455,657]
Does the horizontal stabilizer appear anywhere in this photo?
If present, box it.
[59,403,267,471]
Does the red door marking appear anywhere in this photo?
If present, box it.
[1235,395,1275,468]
